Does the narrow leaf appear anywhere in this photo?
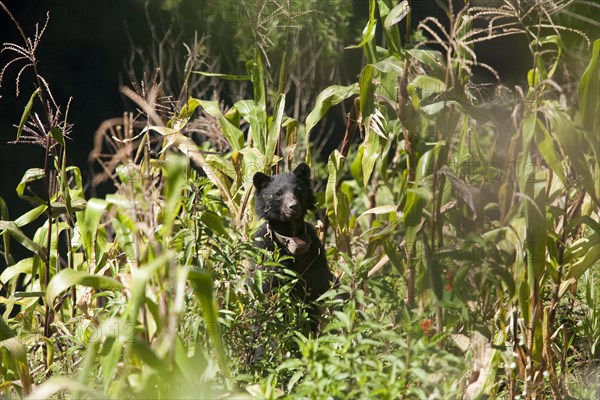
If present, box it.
[46,268,123,306]
[16,88,40,141]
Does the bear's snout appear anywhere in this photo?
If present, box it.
[281,192,301,218]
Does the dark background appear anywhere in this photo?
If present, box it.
[1,0,155,207]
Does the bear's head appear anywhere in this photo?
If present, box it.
[253,163,316,223]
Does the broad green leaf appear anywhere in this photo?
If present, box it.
[540,35,563,79]
[198,100,244,151]
[0,257,33,284]
[49,126,64,146]
[189,270,231,381]
[421,100,461,116]
[235,99,265,152]
[517,113,537,193]
[76,339,99,394]
[0,221,45,260]
[239,147,265,185]
[0,337,32,395]
[524,171,547,288]
[246,56,268,153]
[350,144,365,187]
[410,75,446,97]
[407,49,446,78]
[378,0,404,55]
[362,127,382,187]
[170,97,202,130]
[170,134,238,213]
[384,0,410,30]
[305,84,359,134]
[79,198,110,263]
[565,233,600,281]
[16,168,46,203]
[325,151,350,251]
[533,117,566,185]
[346,0,376,50]
[46,268,122,305]
[162,154,187,236]
[359,64,376,120]
[0,316,16,340]
[546,105,600,206]
[201,210,227,236]
[16,88,39,141]
[26,377,104,399]
[439,166,483,221]
[358,205,398,219]
[578,39,600,133]
[248,56,266,114]
[372,56,405,74]
[264,94,286,168]
[403,188,426,255]
[283,117,299,169]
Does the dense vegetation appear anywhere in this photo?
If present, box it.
[1,1,599,398]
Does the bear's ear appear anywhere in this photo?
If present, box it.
[253,172,272,191]
[293,163,311,182]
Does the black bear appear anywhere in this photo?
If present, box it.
[253,163,333,331]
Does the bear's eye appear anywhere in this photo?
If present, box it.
[275,190,283,198]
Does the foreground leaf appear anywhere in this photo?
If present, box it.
[46,269,122,306]
[0,337,32,395]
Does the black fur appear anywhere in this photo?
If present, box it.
[253,163,333,323]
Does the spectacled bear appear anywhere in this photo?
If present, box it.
[253,163,333,331]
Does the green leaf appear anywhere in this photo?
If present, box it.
[533,117,566,185]
[16,168,46,203]
[198,100,244,151]
[325,151,350,251]
[192,71,249,80]
[540,35,563,79]
[235,99,266,152]
[565,233,600,281]
[372,56,405,74]
[0,221,45,260]
[410,75,446,96]
[26,377,104,399]
[49,126,65,146]
[359,64,376,120]
[346,0,376,50]
[0,257,33,284]
[384,1,410,30]
[79,198,110,263]
[524,171,547,287]
[350,144,365,187]
[547,106,600,206]
[358,205,398,219]
[189,270,231,381]
[0,316,16,340]
[0,337,32,395]
[201,210,227,236]
[0,196,10,267]
[162,154,187,236]
[265,94,286,168]
[46,268,123,306]
[305,84,359,134]
[578,39,600,133]
[403,188,426,255]
[283,117,299,168]
[439,166,483,221]
[16,88,40,141]
[362,127,382,187]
